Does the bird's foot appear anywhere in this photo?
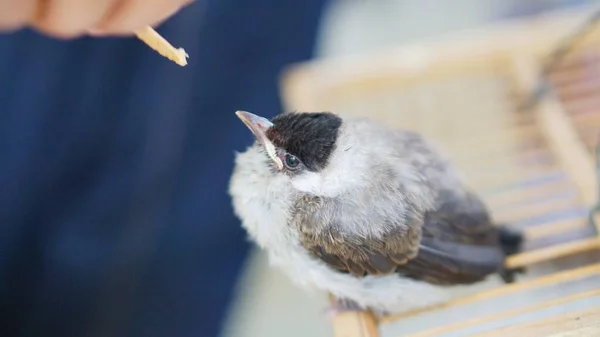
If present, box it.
[325,298,364,318]
[500,266,526,283]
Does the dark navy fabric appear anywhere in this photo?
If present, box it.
[0,1,327,336]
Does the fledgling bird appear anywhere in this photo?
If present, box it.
[228,110,524,316]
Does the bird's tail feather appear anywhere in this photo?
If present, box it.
[497,224,525,283]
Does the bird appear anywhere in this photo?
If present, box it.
[228,110,524,316]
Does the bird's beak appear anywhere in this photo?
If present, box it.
[235,110,283,170]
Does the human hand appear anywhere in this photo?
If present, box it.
[0,0,194,38]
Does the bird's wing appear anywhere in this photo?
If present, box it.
[396,189,505,284]
[292,189,505,284]
[292,194,423,277]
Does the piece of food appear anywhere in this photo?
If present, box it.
[135,26,188,66]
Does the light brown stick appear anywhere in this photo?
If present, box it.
[328,295,380,337]
[135,26,188,66]
[504,237,600,269]
[331,312,379,337]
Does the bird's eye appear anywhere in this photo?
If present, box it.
[284,154,300,169]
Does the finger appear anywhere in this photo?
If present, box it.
[94,0,192,35]
[0,0,36,31]
[31,0,119,38]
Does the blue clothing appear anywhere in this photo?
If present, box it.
[0,1,327,336]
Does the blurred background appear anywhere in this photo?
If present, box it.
[1,1,599,337]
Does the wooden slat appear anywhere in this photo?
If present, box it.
[328,295,379,337]
[474,305,600,337]
[561,95,600,115]
[462,160,555,183]
[572,110,600,125]
[492,197,581,224]
[331,312,379,337]
[511,54,599,233]
[325,59,505,98]
[580,128,600,150]
[548,62,600,90]
[484,180,574,210]
[390,113,540,149]
[523,217,588,239]
[525,227,597,251]
[505,237,600,269]
[468,167,563,192]
[380,263,600,323]
[280,4,600,111]
[453,145,548,169]
[555,76,600,101]
[410,288,600,337]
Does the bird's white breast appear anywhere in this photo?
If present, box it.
[228,146,489,315]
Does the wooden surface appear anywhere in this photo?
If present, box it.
[280,4,600,111]
[546,42,600,235]
[505,237,600,268]
[474,306,600,337]
[511,55,597,208]
[328,295,380,337]
[411,288,600,337]
[380,263,600,324]
[331,311,379,337]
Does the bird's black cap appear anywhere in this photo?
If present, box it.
[266,112,342,171]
